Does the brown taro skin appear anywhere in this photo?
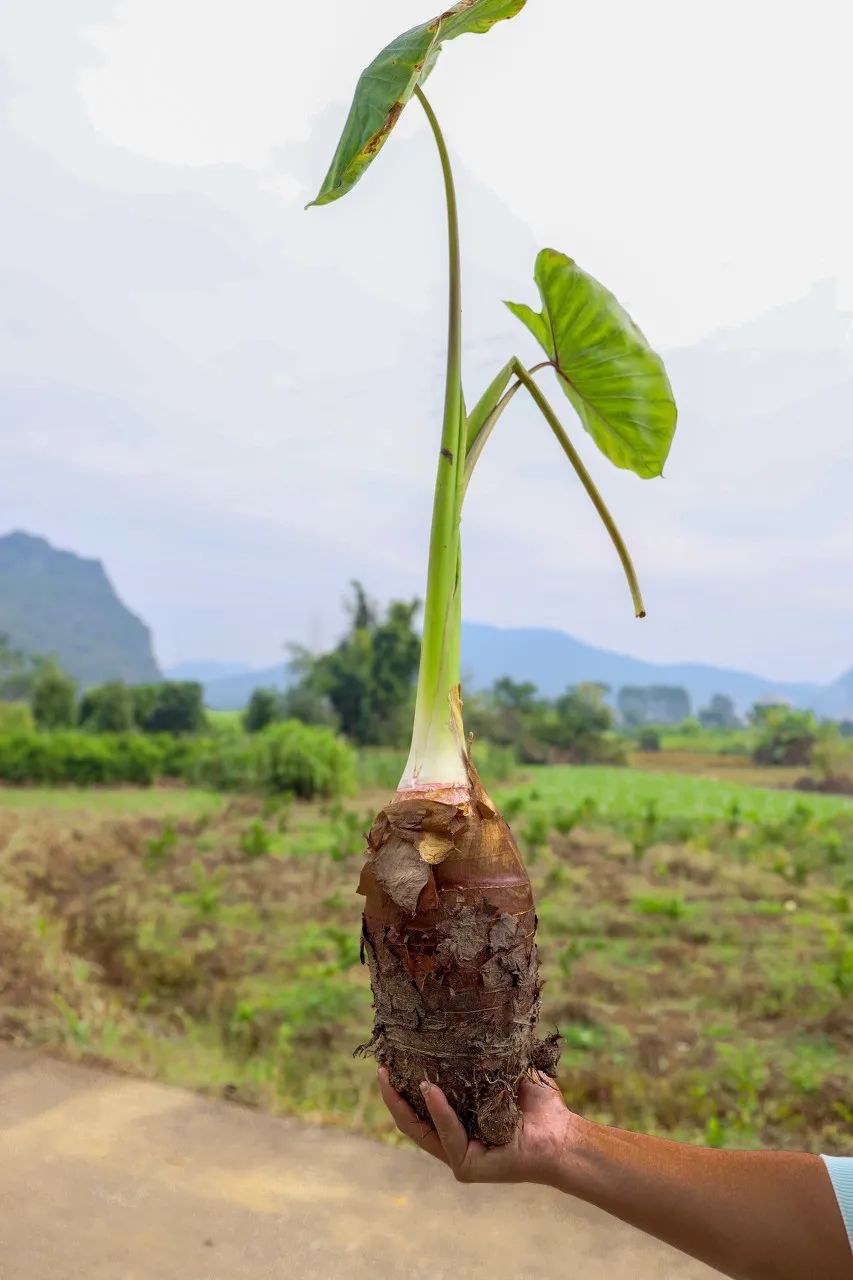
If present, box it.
[357,789,560,1145]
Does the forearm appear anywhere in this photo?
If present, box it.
[551,1118,852,1280]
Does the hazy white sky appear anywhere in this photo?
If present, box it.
[1,1,852,681]
[78,0,853,345]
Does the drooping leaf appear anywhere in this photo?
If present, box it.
[308,1,527,207]
[506,249,677,478]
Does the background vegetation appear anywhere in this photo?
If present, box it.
[1,770,850,1155]
[1,584,852,1156]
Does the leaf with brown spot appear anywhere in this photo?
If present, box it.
[308,1,527,207]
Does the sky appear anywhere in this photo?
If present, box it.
[1,0,852,681]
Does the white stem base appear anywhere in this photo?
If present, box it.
[399,696,469,791]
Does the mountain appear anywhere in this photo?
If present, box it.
[163,661,255,683]
[460,623,823,716]
[811,669,853,721]
[188,621,848,717]
[0,531,160,686]
[177,664,290,711]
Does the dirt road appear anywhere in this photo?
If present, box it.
[0,1048,720,1279]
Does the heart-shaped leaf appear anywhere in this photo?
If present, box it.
[506,249,677,478]
[308,1,527,208]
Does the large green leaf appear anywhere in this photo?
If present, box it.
[506,249,677,478]
[308,0,527,207]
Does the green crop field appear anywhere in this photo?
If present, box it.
[0,786,222,818]
[1,765,851,1155]
[497,765,853,822]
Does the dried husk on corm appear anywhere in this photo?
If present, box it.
[356,763,560,1145]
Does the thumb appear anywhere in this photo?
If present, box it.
[420,1081,470,1173]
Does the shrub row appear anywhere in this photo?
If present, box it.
[0,702,35,734]
[0,732,167,786]
[186,721,355,799]
[0,722,355,799]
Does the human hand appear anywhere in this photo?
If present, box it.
[378,1067,582,1187]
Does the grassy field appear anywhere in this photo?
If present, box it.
[500,765,853,822]
[626,751,813,789]
[1,765,851,1154]
[0,786,222,818]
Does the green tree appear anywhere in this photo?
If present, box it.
[0,702,34,733]
[547,682,617,762]
[286,583,421,746]
[31,661,76,729]
[647,685,690,724]
[370,597,421,739]
[492,677,539,713]
[617,685,648,727]
[79,681,136,732]
[133,682,206,734]
[618,684,690,726]
[810,724,852,786]
[699,693,740,730]
[468,678,620,765]
[752,705,818,766]
[466,678,545,760]
[244,687,282,734]
[0,634,36,702]
[280,680,338,728]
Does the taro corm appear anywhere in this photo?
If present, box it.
[309,0,677,1145]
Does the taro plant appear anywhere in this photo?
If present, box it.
[239,818,275,860]
[310,0,677,1144]
[143,820,177,871]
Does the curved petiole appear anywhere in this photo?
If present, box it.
[462,380,523,495]
[465,359,515,453]
[464,357,647,619]
[463,359,550,496]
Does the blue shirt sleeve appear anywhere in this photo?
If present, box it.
[822,1155,853,1253]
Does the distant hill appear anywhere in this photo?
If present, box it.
[164,660,255,684]
[0,531,160,686]
[811,668,853,721]
[164,662,289,711]
[461,623,823,717]
[182,621,850,718]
